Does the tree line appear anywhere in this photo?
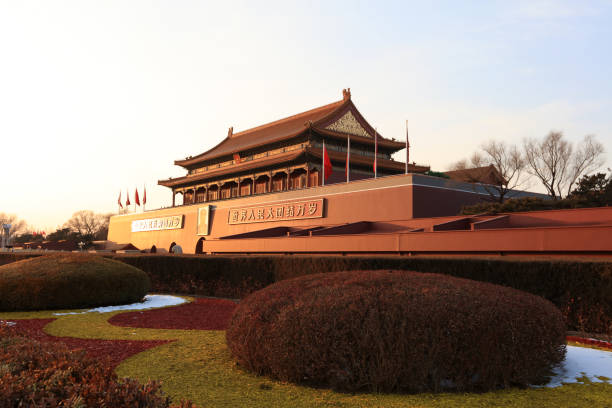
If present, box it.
[1,211,112,245]
[450,131,607,203]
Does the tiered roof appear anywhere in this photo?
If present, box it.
[159,146,429,188]
[174,99,344,168]
[160,89,419,188]
[174,89,404,168]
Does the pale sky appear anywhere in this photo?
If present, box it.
[1,0,611,231]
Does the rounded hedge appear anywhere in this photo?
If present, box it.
[226,270,566,393]
[0,253,151,311]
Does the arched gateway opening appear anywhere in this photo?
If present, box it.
[195,237,205,254]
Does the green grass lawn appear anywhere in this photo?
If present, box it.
[1,300,611,408]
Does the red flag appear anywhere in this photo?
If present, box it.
[126,190,131,206]
[345,156,348,179]
[233,153,241,164]
[323,143,332,180]
[143,186,147,205]
[373,130,378,176]
[118,191,123,208]
[135,188,140,206]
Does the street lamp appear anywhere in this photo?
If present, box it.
[1,224,11,250]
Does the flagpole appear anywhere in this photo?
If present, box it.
[374,128,378,179]
[405,119,409,174]
[322,139,325,186]
[346,136,350,183]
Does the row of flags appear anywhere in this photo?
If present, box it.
[322,122,410,184]
[321,134,375,185]
[118,187,147,210]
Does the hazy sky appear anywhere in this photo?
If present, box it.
[2,0,611,231]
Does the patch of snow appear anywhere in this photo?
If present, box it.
[0,320,16,327]
[53,295,187,316]
[544,345,612,387]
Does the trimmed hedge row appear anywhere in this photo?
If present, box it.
[1,253,611,334]
[0,252,39,267]
[112,255,612,335]
[227,271,567,392]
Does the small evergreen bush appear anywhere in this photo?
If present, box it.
[226,270,566,393]
[0,253,150,311]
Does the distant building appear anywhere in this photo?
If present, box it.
[444,165,506,185]
[20,240,79,251]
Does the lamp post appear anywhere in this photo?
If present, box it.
[1,224,11,250]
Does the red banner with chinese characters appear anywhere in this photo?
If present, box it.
[228,199,324,225]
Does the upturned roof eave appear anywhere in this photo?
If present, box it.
[313,127,406,151]
[173,98,349,168]
[174,128,311,169]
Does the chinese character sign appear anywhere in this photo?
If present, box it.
[132,215,184,232]
[228,199,324,225]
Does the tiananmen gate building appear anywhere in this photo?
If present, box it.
[107,90,612,256]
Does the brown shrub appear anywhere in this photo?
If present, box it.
[226,270,566,393]
[0,325,194,407]
[0,253,150,311]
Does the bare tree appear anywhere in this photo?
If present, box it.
[565,135,606,197]
[64,210,110,238]
[449,159,469,171]
[469,151,486,168]
[449,153,485,171]
[524,132,605,199]
[477,141,528,202]
[450,141,527,202]
[0,213,28,242]
[95,213,113,240]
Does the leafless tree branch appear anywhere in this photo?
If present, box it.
[524,131,605,199]
[0,213,28,241]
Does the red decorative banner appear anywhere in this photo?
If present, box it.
[228,199,324,225]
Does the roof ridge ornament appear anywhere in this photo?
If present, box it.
[342,88,351,101]
[227,127,234,138]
